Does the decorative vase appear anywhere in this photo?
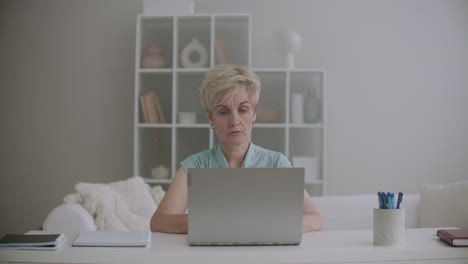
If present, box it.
[142,43,166,68]
[180,38,208,68]
[291,93,304,124]
[276,30,303,69]
[304,87,321,123]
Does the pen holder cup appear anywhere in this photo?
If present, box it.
[373,208,405,247]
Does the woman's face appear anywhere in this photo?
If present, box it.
[208,87,257,147]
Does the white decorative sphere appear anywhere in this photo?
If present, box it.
[277,30,303,53]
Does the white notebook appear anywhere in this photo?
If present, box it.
[72,231,151,247]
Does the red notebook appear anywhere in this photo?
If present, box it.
[436,229,468,247]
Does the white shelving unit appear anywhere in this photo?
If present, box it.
[133,14,327,195]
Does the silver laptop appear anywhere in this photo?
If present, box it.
[187,168,304,246]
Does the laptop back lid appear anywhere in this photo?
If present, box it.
[188,168,304,246]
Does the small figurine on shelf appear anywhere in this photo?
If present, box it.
[149,134,170,179]
[151,165,170,179]
[142,43,166,68]
[304,87,321,123]
[256,109,280,123]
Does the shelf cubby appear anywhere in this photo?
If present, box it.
[137,128,172,179]
[139,72,172,124]
[177,16,211,69]
[176,72,207,124]
[289,71,324,124]
[139,17,173,69]
[289,127,323,196]
[176,128,210,167]
[289,127,322,158]
[251,127,286,154]
[214,16,250,66]
[255,71,287,124]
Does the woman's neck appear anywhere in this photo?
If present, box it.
[219,141,250,168]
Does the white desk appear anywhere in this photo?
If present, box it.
[1,228,468,264]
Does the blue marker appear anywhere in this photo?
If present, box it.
[387,192,392,209]
[382,192,387,209]
[396,192,403,209]
[390,193,395,209]
[378,192,386,209]
[378,192,383,209]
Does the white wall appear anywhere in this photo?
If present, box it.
[0,0,141,233]
[1,0,467,233]
[195,0,468,194]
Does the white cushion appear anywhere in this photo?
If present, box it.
[150,185,165,205]
[43,203,96,233]
[73,176,157,231]
[419,181,468,229]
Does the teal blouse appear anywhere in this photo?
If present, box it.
[180,142,291,173]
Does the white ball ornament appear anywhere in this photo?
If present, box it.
[276,30,303,68]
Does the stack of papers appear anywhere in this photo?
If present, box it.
[0,233,67,251]
[72,231,151,247]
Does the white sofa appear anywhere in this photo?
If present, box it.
[42,193,421,233]
[42,177,164,233]
[313,194,420,230]
[42,178,468,232]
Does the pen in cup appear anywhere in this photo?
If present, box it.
[396,192,403,209]
[378,192,403,209]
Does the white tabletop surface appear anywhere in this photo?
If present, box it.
[1,228,468,264]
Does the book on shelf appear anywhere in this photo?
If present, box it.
[154,93,166,123]
[139,95,151,123]
[145,91,160,123]
[141,91,165,124]
[215,39,228,64]
[0,233,67,251]
[437,229,468,247]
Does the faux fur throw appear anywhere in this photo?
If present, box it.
[63,176,164,231]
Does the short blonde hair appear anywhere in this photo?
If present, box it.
[200,64,261,113]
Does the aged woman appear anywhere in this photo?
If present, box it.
[150,64,323,234]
